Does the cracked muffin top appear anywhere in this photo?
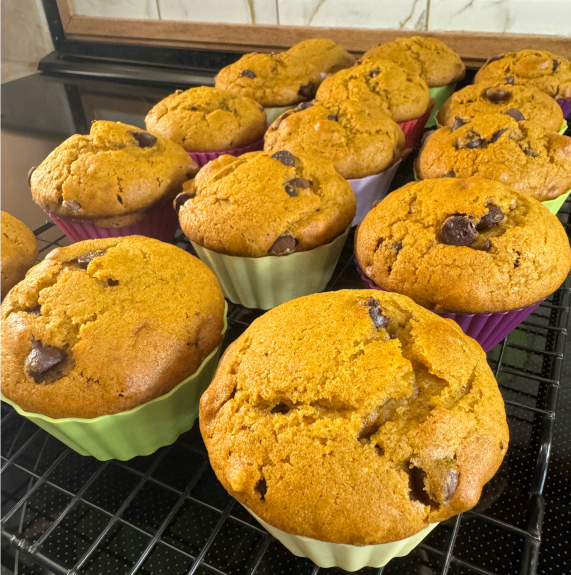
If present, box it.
[436,81,564,133]
[30,121,197,226]
[215,52,323,108]
[316,59,430,123]
[1,211,38,300]
[360,36,465,87]
[145,87,267,152]
[416,114,571,202]
[286,38,355,75]
[200,289,509,545]
[175,151,355,257]
[474,50,571,100]
[264,100,406,179]
[355,178,571,314]
[1,236,225,419]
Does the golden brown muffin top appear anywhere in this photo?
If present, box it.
[355,178,571,313]
[1,236,225,419]
[176,151,355,257]
[145,86,267,152]
[30,121,197,220]
[360,36,465,87]
[437,81,564,133]
[316,59,430,123]
[200,289,509,545]
[264,100,406,179]
[287,38,356,75]
[215,52,323,107]
[474,50,571,100]
[416,114,571,202]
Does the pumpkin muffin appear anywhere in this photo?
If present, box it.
[355,177,571,314]
[437,81,564,133]
[1,235,225,419]
[287,38,355,75]
[200,289,509,545]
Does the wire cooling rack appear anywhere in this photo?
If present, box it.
[2,165,570,575]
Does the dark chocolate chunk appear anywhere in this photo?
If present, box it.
[393,241,403,253]
[443,170,456,178]
[25,339,66,383]
[327,114,339,122]
[486,55,504,65]
[523,147,538,157]
[505,108,525,122]
[174,192,195,212]
[27,166,37,187]
[370,69,380,78]
[76,250,107,269]
[107,278,119,286]
[514,250,521,268]
[27,305,42,316]
[271,150,296,167]
[117,195,123,204]
[504,75,515,85]
[259,106,265,113]
[271,403,290,414]
[297,101,314,110]
[485,88,512,104]
[364,297,389,329]
[465,136,486,149]
[444,470,459,501]
[130,131,157,148]
[240,69,257,79]
[451,116,467,132]
[298,82,316,99]
[480,240,492,252]
[269,235,298,256]
[284,178,312,197]
[189,106,198,111]
[255,477,267,500]
[491,128,507,143]
[476,206,505,231]
[440,215,477,246]
[553,59,560,72]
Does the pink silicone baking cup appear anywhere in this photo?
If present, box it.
[398,100,435,150]
[47,202,179,243]
[187,137,265,168]
[356,266,542,352]
[557,99,571,119]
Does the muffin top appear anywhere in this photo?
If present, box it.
[200,289,509,545]
[474,50,571,100]
[360,36,465,87]
[355,178,571,314]
[1,211,38,300]
[1,236,225,419]
[215,52,323,107]
[145,87,267,152]
[437,81,564,133]
[30,121,197,221]
[176,151,355,257]
[416,114,571,201]
[286,38,356,75]
[264,100,406,179]
[316,59,430,123]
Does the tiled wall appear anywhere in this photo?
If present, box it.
[71,0,571,36]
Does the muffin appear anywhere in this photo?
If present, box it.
[416,113,571,202]
[436,81,564,133]
[360,36,465,88]
[200,290,509,555]
[30,121,197,242]
[145,86,266,165]
[1,211,38,300]
[287,38,355,76]
[474,50,571,101]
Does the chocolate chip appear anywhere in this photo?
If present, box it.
[553,59,560,72]
[107,278,119,286]
[255,477,267,500]
[491,128,507,143]
[240,69,257,79]
[504,75,515,85]
[284,178,312,197]
[327,114,339,122]
[76,250,107,269]
[27,166,37,187]
[451,117,466,132]
[485,88,512,104]
[27,305,42,316]
[444,470,458,501]
[174,192,195,212]
[465,136,486,149]
[514,250,521,268]
[393,241,403,253]
[364,297,389,329]
[117,195,123,204]
[259,106,265,113]
[443,170,456,178]
[476,206,505,231]
[374,445,385,456]
[440,215,477,246]
[370,69,380,78]
[25,339,66,383]
[189,106,198,111]
[523,147,538,157]
[271,150,296,167]
[271,403,290,414]
[130,131,157,148]
[480,240,492,252]
[505,108,525,122]
[298,82,316,99]
[486,55,504,65]
[62,200,81,211]
[297,101,314,110]
[269,235,297,256]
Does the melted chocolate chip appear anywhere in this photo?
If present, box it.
[27,305,42,316]
[284,178,312,197]
[523,147,538,157]
[440,215,477,246]
[485,88,512,104]
[505,108,525,122]
[443,170,456,178]
[255,477,267,500]
[370,69,380,78]
[465,136,486,149]
[491,128,507,143]
[444,470,459,501]
[298,82,316,99]
[514,250,521,268]
[487,55,504,65]
[504,75,515,85]
[451,117,466,132]
[553,59,560,72]
[480,240,492,252]
[107,278,119,286]
[364,297,389,329]
[297,101,314,110]
[269,235,297,256]
[271,150,296,167]
[327,114,339,122]
[476,206,505,231]
[375,445,385,456]
[393,241,403,254]
[259,106,265,113]
[27,166,37,187]
[25,339,66,383]
[76,250,107,269]
[240,69,257,79]
[130,131,157,148]
[174,192,195,212]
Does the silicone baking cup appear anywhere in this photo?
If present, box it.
[558,99,571,119]
[1,304,228,461]
[265,104,296,124]
[426,83,457,128]
[399,99,435,150]
[191,228,350,310]
[187,137,264,168]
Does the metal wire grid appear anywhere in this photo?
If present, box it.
[1,194,570,575]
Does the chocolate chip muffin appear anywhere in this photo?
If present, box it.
[176,151,355,257]
[1,211,38,300]
[355,177,571,314]
[1,235,225,419]
[416,114,571,201]
[287,38,355,75]
[30,121,197,227]
[437,82,564,133]
[145,87,267,152]
[316,59,430,123]
[264,100,405,180]
[474,50,571,100]
[200,289,509,545]
[215,52,323,108]
[360,36,465,88]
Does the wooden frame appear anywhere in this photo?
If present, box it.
[55,0,571,66]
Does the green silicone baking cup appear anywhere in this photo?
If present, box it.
[426,83,457,128]
[265,104,296,124]
[542,189,571,214]
[1,303,228,461]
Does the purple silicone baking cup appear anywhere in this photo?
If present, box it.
[187,137,265,168]
[557,99,571,119]
[356,266,542,352]
[47,201,179,243]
